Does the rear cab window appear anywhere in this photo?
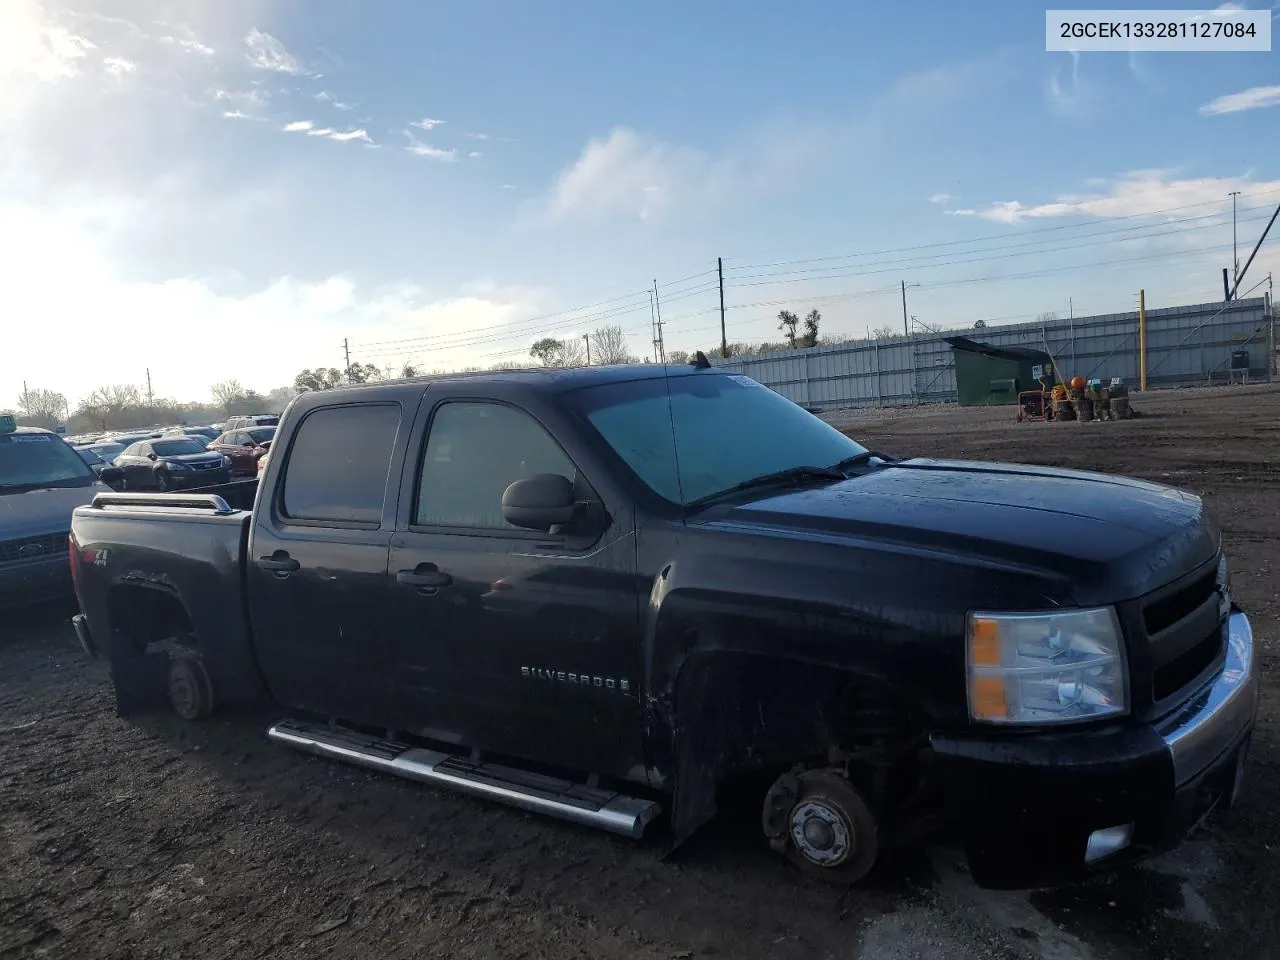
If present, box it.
[280,403,401,526]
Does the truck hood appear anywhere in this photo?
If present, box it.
[0,482,108,540]
[706,458,1218,602]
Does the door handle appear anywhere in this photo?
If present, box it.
[396,568,453,589]
[258,553,300,573]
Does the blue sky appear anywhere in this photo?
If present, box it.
[2,0,1278,407]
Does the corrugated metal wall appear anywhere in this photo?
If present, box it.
[710,297,1274,410]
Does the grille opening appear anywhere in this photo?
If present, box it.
[1152,630,1223,703]
[1144,569,1216,636]
[0,532,69,566]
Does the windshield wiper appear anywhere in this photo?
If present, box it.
[687,465,849,509]
[829,450,895,471]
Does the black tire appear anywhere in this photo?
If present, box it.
[781,771,879,886]
[167,654,214,721]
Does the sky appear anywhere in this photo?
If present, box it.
[2,0,1279,412]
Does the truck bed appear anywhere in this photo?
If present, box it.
[70,490,265,712]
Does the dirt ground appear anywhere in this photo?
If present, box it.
[3,383,1279,960]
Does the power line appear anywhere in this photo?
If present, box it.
[722,186,1280,269]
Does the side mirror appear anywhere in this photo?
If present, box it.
[502,474,577,531]
[243,440,256,447]
[98,466,125,488]
[147,453,157,461]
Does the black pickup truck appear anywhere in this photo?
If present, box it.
[67,361,1257,889]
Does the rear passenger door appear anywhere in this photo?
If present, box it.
[247,396,414,724]
[387,389,646,780]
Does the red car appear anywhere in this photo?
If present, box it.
[208,426,275,476]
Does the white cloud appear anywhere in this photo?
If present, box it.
[213,87,267,107]
[159,35,214,56]
[951,172,1280,223]
[103,57,136,77]
[408,144,458,161]
[0,194,545,402]
[1047,50,1087,118]
[501,184,515,190]
[1215,2,1246,9]
[222,110,260,121]
[1199,85,1280,115]
[928,192,951,204]
[412,117,446,130]
[468,151,482,159]
[306,127,333,136]
[245,28,308,76]
[466,132,490,140]
[329,128,371,143]
[545,127,734,223]
[282,120,313,132]
[0,0,96,86]
[315,91,352,109]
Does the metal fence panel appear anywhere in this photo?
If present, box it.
[712,298,1271,409]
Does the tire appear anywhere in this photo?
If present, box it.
[167,654,214,721]
[778,770,879,886]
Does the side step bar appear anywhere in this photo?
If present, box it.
[268,719,661,839]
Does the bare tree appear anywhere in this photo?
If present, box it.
[529,337,585,367]
[77,384,142,431]
[17,387,67,426]
[1035,311,1059,325]
[664,349,690,365]
[589,325,635,365]
[265,386,298,413]
[211,380,246,415]
[398,363,420,379]
[870,325,898,340]
[777,310,800,348]
[801,309,821,348]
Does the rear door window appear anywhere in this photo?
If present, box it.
[281,403,401,525]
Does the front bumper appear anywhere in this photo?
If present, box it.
[0,555,73,609]
[931,609,1257,889]
[169,468,230,488]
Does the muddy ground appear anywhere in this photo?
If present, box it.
[2,383,1278,960]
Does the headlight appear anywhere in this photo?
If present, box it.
[966,607,1128,725]
[166,461,190,471]
[221,456,233,468]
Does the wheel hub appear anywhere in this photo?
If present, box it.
[790,800,853,866]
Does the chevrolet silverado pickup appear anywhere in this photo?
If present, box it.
[67,360,1257,889]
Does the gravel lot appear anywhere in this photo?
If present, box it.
[3,383,1278,960]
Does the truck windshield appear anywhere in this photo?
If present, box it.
[0,433,96,493]
[566,373,868,506]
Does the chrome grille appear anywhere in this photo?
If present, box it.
[0,532,68,566]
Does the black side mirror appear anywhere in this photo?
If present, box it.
[147,453,157,461]
[99,466,125,488]
[502,474,577,531]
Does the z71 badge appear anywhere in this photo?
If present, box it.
[521,666,631,694]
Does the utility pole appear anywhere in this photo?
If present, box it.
[343,338,351,382]
[22,380,28,416]
[583,333,591,365]
[1069,297,1073,320]
[718,257,728,358]
[652,279,666,364]
[1230,190,1241,287]
[1139,289,1148,392]
[146,368,153,407]
[901,280,909,338]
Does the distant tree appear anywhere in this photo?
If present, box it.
[529,337,585,367]
[398,363,420,379]
[870,325,898,340]
[265,386,298,414]
[17,387,67,426]
[777,310,800,348]
[801,309,821,348]
[1035,311,1059,325]
[345,362,384,384]
[228,389,266,415]
[589,325,635,365]
[294,368,345,392]
[77,384,142,431]
[973,318,987,330]
[211,380,246,415]
[665,349,690,365]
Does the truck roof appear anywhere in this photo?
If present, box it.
[314,361,719,400]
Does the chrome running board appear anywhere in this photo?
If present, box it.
[268,719,660,839]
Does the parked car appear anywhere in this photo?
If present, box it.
[224,415,279,431]
[113,437,232,491]
[208,426,275,476]
[67,362,1255,890]
[75,441,126,466]
[1,415,117,608]
[107,432,162,448]
[162,425,220,442]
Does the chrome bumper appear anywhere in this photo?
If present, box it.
[1157,610,1256,786]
